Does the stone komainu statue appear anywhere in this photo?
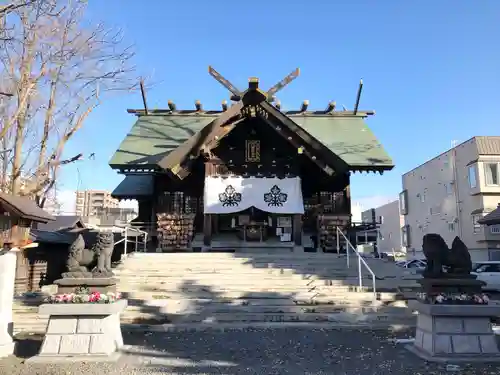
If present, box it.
[422,233,472,278]
[62,232,115,278]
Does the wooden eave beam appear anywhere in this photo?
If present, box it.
[126,108,375,117]
[261,102,350,174]
[203,117,246,150]
[350,165,395,173]
[157,102,243,179]
[126,109,224,116]
[286,110,375,117]
[259,114,336,176]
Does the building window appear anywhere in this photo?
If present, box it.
[379,215,384,224]
[448,222,455,232]
[430,205,441,215]
[445,182,453,195]
[491,225,500,235]
[418,190,427,203]
[484,163,499,186]
[399,190,408,215]
[472,215,482,234]
[401,225,411,247]
[468,165,477,188]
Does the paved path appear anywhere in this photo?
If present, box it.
[2,328,500,374]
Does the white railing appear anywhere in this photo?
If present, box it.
[336,227,377,295]
[114,226,148,258]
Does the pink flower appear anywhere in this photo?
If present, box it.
[482,294,490,303]
[88,291,101,302]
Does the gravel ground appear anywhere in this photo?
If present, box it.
[1,328,500,375]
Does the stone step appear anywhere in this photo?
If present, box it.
[124,254,353,259]
[11,253,416,334]
[116,264,408,272]
[114,268,365,274]
[115,272,386,280]
[119,311,417,324]
[121,303,409,315]
[117,258,361,265]
[116,284,387,294]
[116,279,372,287]
[11,302,414,335]
[121,261,355,265]
[117,261,370,268]
[122,291,406,303]
[116,279,389,287]
[124,296,407,307]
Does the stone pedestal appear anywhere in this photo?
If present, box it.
[54,278,117,294]
[0,250,16,358]
[407,301,500,362]
[29,299,127,362]
[418,277,485,295]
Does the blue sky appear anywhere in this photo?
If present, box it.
[60,0,500,210]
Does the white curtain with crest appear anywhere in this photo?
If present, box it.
[203,177,304,214]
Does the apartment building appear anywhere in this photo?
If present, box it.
[75,190,119,217]
[401,136,500,261]
[361,200,404,254]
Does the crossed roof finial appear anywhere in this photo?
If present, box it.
[208,66,300,103]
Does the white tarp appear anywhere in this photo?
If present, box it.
[203,176,304,214]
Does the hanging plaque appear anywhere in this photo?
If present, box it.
[245,140,261,162]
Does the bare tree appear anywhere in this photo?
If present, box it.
[0,0,138,207]
[0,1,37,16]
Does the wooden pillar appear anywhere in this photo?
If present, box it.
[203,214,212,247]
[150,179,158,252]
[345,184,352,215]
[293,214,302,246]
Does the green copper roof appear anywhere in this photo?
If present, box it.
[109,112,392,170]
[111,175,154,198]
[109,115,217,167]
[290,115,393,168]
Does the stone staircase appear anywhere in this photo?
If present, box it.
[12,252,421,334]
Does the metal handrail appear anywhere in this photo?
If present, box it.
[336,227,376,295]
[114,226,149,256]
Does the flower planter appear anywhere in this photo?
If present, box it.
[28,299,127,362]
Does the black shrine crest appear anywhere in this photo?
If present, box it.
[219,185,242,207]
[264,185,288,207]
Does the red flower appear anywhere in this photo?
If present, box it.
[89,292,101,303]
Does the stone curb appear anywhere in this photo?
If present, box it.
[119,322,417,332]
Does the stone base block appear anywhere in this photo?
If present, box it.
[29,300,127,362]
[407,301,500,362]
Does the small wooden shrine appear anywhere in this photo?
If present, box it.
[0,193,55,293]
[109,68,394,251]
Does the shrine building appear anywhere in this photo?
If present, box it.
[109,68,393,252]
